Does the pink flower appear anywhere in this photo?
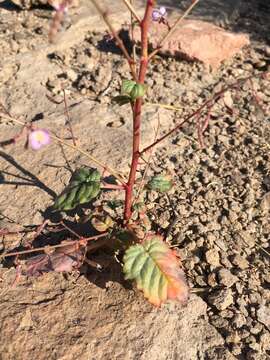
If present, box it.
[152,7,167,21]
[29,129,51,150]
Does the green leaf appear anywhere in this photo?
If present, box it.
[123,236,189,306]
[147,174,173,193]
[91,215,113,232]
[121,79,136,95]
[53,168,101,212]
[112,95,131,106]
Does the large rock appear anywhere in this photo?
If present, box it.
[0,268,234,360]
[134,19,249,70]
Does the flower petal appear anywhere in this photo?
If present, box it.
[29,129,51,150]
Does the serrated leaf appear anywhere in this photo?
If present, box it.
[123,236,189,306]
[112,95,131,106]
[121,79,136,95]
[147,174,173,193]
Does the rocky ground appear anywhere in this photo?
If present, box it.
[0,0,269,359]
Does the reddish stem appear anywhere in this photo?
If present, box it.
[123,1,155,221]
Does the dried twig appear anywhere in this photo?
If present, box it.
[121,0,141,24]
[63,89,77,146]
[0,233,109,259]
[90,0,137,80]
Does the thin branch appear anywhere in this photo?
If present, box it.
[145,101,183,112]
[129,0,137,72]
[148,0,200,61]
[140,72,267,155]
[0,233,109,259]
[0,113,127,185]
[121,0,141,24]
[90,0,137,81]
[63,89,77,146]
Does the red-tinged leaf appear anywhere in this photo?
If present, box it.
[22,243,84,276]
[123,236,189,306]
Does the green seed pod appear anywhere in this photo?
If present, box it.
[130,83,146,101]
[121,79,136,96]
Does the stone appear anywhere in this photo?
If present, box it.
[260,192,270,214]
[250,323,263,335]
[0,270,229,360]
[218,268,238,287]
[232,313,246,328]
[205,248,220,267]
[260,332,270,351]
[257,304,270,330]
[239,230,256,248]
[231,254,249,269]
[226,331,241,344]
[209,289,234,310]
[134,19,249,70]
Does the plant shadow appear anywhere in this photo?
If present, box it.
[0,151,56,198]
[0,0,21,11]
[96,29,133,57]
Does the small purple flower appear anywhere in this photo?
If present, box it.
[152,6,167,22]
[159,7,167,16]
[29,129,51,150]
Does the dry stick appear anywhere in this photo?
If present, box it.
[0,233,109,259]
[148,0,200,60]
[129,0,137,70]
[145,101,183,111]
[121,0,142,24]
[140,73,267,155]
[63,89,77,146]
[0,113,127,185]
[202,105,212,133]
[90,0,137,81]
[196,112,204,148]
